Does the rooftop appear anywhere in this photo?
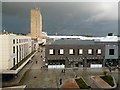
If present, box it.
[51,39,96,45]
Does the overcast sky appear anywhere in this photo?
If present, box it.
[2,2,118,36]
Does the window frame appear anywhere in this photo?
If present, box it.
[13,58,16,66]
[58,49,64,55]
[78,49,83,55]
[69,49,74,55]
[13,46,15,53]
[97,49,102,55]
[13,39,15,44]
[88,49,93,55]
[109,49,114,55]
[49,49,55,55]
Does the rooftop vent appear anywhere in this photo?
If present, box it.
[108,33,114,36]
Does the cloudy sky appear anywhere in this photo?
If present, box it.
[2,2,118,36]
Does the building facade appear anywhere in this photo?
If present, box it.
[95,35,119,66]
[95,42,118,67]
[30,8,42,41]
[45,40,105,68]
[0,33,35,73]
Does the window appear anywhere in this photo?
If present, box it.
[13,58,15,66]
[13,46,15,53]
[16,39,18,43]
[78,49,83,55]
[109,49,114,55]
[69,49,74,55]
[49,49,55,55]
[58,49,64,55]
[13,39,15,44]
[88,49,93,55]
[97,49,101,55]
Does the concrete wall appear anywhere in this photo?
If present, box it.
[0,35,9,70]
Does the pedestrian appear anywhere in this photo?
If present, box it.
[109,67,111,72]
[117,65,119,69]
[63,69,65,75]
[59,78,62,85]
[75,75,77,78]
[36,61,37,64]
[61,70,63,73]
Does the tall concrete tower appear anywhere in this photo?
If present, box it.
[30,8,42,41]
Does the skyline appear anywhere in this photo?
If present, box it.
[2,2,118,36]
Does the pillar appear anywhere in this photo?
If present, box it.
[83,58,87,69]
[103,58,106,67]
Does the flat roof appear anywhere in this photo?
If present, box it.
[51,39,96,45]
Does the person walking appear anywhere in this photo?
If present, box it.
[36,60,37,64]
[75,75,77,78]
[59,78,62,85]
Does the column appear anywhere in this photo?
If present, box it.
[65,57,69,68]
[83,58,87,69]
[102,57,106,71]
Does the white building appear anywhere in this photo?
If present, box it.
[0,33,35,74]
[42,32,47,45]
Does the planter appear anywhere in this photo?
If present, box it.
[100,75,117,89]
[91,75,117,89]
[75,77,91,89]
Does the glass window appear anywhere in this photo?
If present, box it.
[49,49,55,55]
[13,39,15,44]
[58,49,64,55]
[13,58,15,66]
[13,46,15,53]
[109,49,114,55]
[16,39,18,43]
[79,49,83,55]
[69,49,74,55]
[88,49,93,55]
[97,49,101,55]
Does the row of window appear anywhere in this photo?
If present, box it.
[49,49,102,55]
[13,44,29,54]
[13,39,29,44]
[49,49,115,55]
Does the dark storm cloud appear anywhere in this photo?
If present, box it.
[2,2,118,36]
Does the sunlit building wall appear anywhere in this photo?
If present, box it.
[0,33,33,70]
[30,8,42,41]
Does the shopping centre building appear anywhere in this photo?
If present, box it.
[45,34,119,69]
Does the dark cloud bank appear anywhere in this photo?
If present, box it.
[2,2,118,36]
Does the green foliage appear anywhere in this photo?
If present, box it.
[103,71,108,76]
[100,75,114,87]
[75,78,90,89]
